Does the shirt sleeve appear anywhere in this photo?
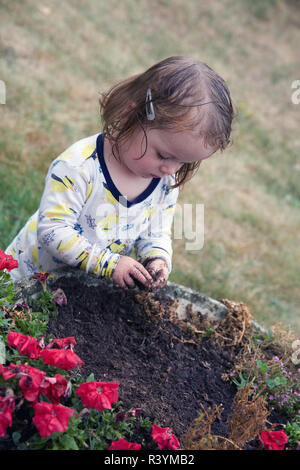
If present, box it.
[135,184,179,273]
[37,159,121,280]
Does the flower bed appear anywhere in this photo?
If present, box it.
[0,251,299,450]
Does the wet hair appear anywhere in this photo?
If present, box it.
[99,56,234,189]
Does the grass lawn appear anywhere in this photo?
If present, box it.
[0,0,299,333]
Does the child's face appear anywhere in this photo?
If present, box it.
[118,127,218,179]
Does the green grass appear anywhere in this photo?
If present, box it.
[0,0,299,334]
[240,0,279,20]
[0,164,43,250]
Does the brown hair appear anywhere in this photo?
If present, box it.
[99,56,234,189]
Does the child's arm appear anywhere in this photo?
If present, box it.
[135,184,179,286]
[37,159,122,280]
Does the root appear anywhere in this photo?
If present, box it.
[213,299,253,347]
[182,381,270,450]
[134,291,166,322]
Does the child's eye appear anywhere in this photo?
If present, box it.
[157,151,185,166]
[157,152,168,161]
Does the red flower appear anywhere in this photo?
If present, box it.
[1,363,68,404]
[75,381,119,412]
[1,362,44,379]
[47,336,76,350]
[0,250,18,272]
[151,423,180,450]
[32,402,74,438]
[7,331,42,360]
[34,272,49,283]
[18,366,46,402]
[260,430,289,450]
[109,438,141,450]
[2,363,45,402]
[0,395,15,437]
[1,363,28,380]
[40,348,84,370]
[40,374,68,404]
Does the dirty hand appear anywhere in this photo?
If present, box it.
[145,258,169,290]
[112,256,154,290]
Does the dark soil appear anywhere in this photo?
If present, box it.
[46,277,244,444]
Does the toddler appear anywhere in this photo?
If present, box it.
[5,56,233,290]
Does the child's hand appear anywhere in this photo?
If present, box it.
[145,258,169,290]
[112,256,154,290]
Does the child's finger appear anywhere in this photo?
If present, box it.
[132,265,153,286]
[147,268,156,278]
[151,268,165,282]
[149,269,168,289]
[124,274,136,289]
[137,263,155,282]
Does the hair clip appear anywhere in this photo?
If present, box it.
[145,88,155,121]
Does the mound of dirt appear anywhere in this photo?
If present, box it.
[47,277,242,442]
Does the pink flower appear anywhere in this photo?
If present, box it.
[109,438,141,450]
[75,381,119,412]
[40,348,84,370]
[7,331,42,360]
[52,288,67,306]
[260,430,289,450]
[128,408,142,418]
[32,402,74,438]
[151,423,180,450]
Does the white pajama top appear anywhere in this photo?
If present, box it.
[6,134,179,282]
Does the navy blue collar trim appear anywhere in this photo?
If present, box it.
[96,134,160,208]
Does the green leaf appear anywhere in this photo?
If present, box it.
[232,372,247,388]
[266,378,275,388]
[12,432,21,445]
[86,373,95,382]
[273,376,281,386]
[257,360,269,374]
[57,434,79,450]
